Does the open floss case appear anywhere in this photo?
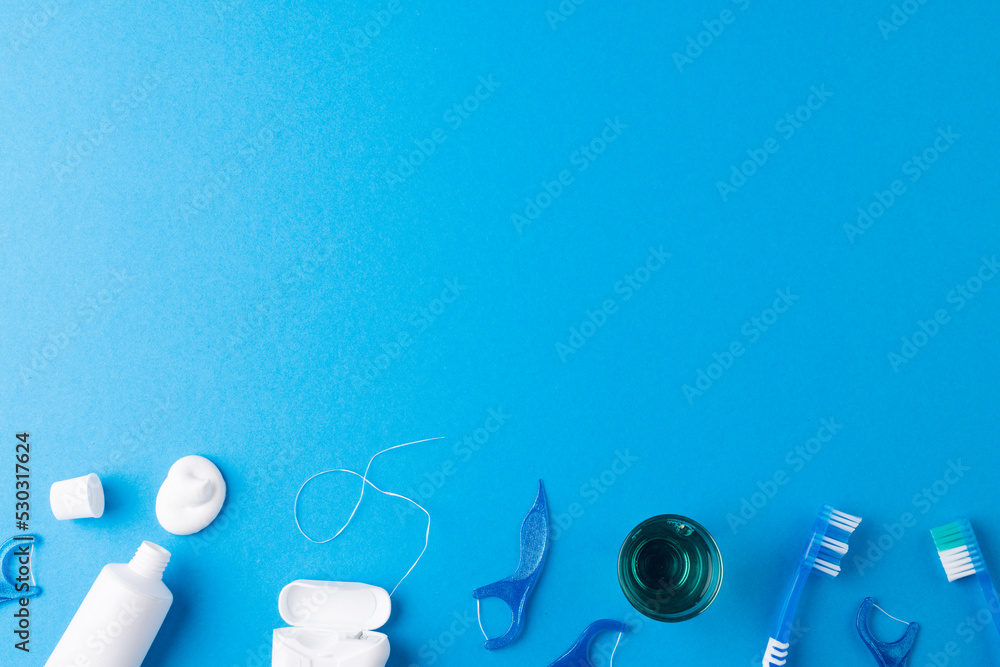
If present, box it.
[272,581,392,667]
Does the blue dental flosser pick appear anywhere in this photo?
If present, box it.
[473,480,550,650]
[1,535,41,605]
[856,597,919,667]
[546,619,628,667]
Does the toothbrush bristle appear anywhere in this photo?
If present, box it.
[810,506,862,577]
[931,519,983,582]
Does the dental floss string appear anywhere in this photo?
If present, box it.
[293,437,444,597]
[608,631,623,667]
[476,599,488,641]
[873,604,910,626]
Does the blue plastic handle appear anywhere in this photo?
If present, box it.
[547,619,628,667]
[473,480,549,650]
[974,567,1000,640]
[856,598,919,667]
[1,535,41,605]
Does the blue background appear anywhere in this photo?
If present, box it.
[2,1,999,666]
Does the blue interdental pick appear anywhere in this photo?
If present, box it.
[473,480,550,650]
[1,535,41,605]
[856,597,919,667]
[547,619,628,667]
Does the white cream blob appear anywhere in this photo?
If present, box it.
[155,455,226,535]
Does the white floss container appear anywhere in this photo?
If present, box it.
[273,581,391,667]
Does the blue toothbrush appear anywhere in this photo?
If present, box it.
[762,506,862,667]
[931,519,1000,640]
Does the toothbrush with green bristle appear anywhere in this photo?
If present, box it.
[930,519,1000,638]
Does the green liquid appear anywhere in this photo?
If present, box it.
[617,515,723,622]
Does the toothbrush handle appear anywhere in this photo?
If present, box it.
[975,568,1000,638]
[775,565,810,641]
[763,566,810,667]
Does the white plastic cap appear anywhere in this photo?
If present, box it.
[50,473,105,520]
[278,581,391,631]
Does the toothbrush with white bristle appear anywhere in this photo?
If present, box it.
[931,519,1000,639]
[762,506,862,667]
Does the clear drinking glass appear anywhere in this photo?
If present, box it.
[618,514,723,622]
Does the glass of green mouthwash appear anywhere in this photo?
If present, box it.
[618,515,723,622]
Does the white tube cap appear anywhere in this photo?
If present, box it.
[50,473,105,520]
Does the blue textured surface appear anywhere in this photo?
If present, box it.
[473,480,549,650]
[1,1,999,666]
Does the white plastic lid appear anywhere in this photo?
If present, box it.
[50,473,104,520]
[278,581,391,632]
